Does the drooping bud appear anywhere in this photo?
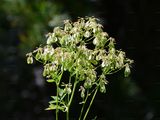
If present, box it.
[124,64,131,77]
[27,56,33,64]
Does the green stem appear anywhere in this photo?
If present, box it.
[66,109,69,120]
[83,88,98,120]
[78,91,89,120]
[68,81,78,107]
[56,84,59,120]
[56,68,64,120]
[68,74,72,103]
[67,80,78,120]
[66,74,72,120]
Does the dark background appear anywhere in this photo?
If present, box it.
[0,0,160,120]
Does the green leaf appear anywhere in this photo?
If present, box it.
[90,60,98,65]
[47,79,55,82]
[45,104,66,112]
[45,104,56,110]
[49,100,57,104]
[51,96,59,100]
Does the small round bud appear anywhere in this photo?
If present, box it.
[84,31,90,38]
[27,56,33,64]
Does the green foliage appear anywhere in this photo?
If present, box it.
[26,17,133,120]
[2,0,69,55]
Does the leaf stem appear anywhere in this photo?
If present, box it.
[83,87,98,120]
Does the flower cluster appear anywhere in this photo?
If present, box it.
[26,17,133,116]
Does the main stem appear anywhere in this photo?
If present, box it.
[56,68,64,120]
[56,84,59,120]
[67,79,78,120]
[66,110,69,120]
[83,88,98,120]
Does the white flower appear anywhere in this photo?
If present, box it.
[81,45,86,50]
[115,62,120,68]
[44,46,54,56]
[84,31,90,38]
[93,28,96,33]
[118,51,124,66]
[85,21,90,28]
[101,61,105,67]
[93,37,98,45]
[88,55,92,60]
[47,36,53,44]
[101,32,108,37]
[49,65,55,71]
[44,48,50,54]
[108,54,113,60]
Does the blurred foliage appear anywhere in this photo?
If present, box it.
[1,0,70,55]
[1,0,94,56]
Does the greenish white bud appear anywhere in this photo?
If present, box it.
[27,56,33,64]
[93,37,98,45]
[84,79,92,89]
[124,64,131,77]
[101,61,105,67]
[84,31,90,38]
[47,36,53,44]
[65,87,71,94]
[100,84,106,93]
[79,86,85,98]
[88,55,92,60]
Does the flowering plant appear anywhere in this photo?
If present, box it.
[26,17,133,120]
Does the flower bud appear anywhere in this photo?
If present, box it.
[124,64,131,77]
[27,56,33,64]
[93,37,98,45]
[84,31,90,38]
[79,86,85,98]
[84,79,92,89]
[64,87,71,94]
[47,36,53,44]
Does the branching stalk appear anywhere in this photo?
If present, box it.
[83,87,98,120]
